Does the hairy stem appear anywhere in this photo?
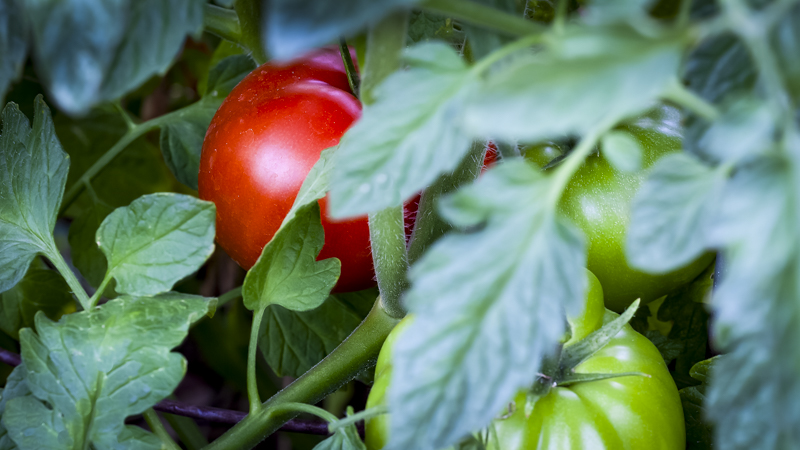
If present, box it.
[247,308,266,414]
[407,141,487,265]
[422,0,543,37]
[361,10,410,318]
[204,301,398,450]
[143,409,182,450]
[162,409,209,450]
[204,4,242,44]
[234,0,268,64]
[46,243,91,310]
[663,78,720,121]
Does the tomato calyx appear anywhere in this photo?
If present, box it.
[520,299,646,414]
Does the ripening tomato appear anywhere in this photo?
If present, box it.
[525,105,714,311]
[198,47,374,292]
[365,270,685,449]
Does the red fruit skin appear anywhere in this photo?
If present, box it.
[198,47,375,293]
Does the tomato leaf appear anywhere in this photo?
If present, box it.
[0,97,69,295]
[68,202,114,289]
[0,264,74,340]
[704,153,800,448]
[408,10,465,45]
[657,265,713,389]
[330,42,475,218]
[0,0,27,104]
[96,193,216,296]
[1,293,213,450]
[626,153,725,273]
[57,107,174,217]
[312,421,366,450]
[680,357,717,450]
[259,290,376,377]
[243,202,341,312]
[264,0,417,60]
[0,364,33,449]
[463,25,682,142]
[160,55,255,190]
[23,0,204,115]
[697,95,776,163]
[386,161,586,450]
[601,130,643,172]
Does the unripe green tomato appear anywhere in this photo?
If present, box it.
[525,106,714,312]
[364,270,685,450]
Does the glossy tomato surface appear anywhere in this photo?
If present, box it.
[198,47,374,292]
[364,270,685,450]
[527,106,714,311]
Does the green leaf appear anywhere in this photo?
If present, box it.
[24,0,204,115]
[330,42,474,218]
[96,193,216,296]
[463,25,682,142]
[0,97,69,294]
[259,289,376,377]
[582,0,654,24]
[313,421,366,450]
[57,107,173,216]
[243,202,340,312]
[0,365,31,450]
[626,153,725,273]
[159,101,219,190]
[698,95,775,163]
[264,0,417,60]
[284,147,336,228]
[601,130,643,172]
[197,41,247,95]
[771,5,800,101]
[67,202,114,288]
[658,265,713,389]
[704,154,800,448]
[387,161,586,450]
[680,357,717,450]
[0,0,27,104]
[160,55,255,190]
[0,264,74,340]
[408,10,465,45]
[2,293,213,450]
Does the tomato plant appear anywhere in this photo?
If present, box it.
[0,2,796,450]
[365,270,684,449]
[525,106,714,312]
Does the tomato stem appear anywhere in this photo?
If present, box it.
[421,0,543,38]
[547,123,610,207]
[269,402,339,424]
[247,307,266,415]
[327,405,388,434]
[339,39,360,99]
[204,300,398,450]
[359,11,408,106]
[46,242,91,310]
[662,78,720,122]
[143,409,182,450]
[204,4,242,45]
[407,141,487,265]
[233,0,268,65]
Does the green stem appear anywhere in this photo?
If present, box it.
[369,208,409,319]
[204,4,242,44]
[422,0,543,37]
[58,112,175,217]
[234,0,268,65]
[328,405,388,433]
[471,33,544,75]
[47,243,91,310]
[88,274,112,309]
[112,102,136,131]
[553,0,568,34]
[339,39,360,99]
[407,141,486,265]
[270,402,339,424]
[360,10,410,319]
[662,78,720,121]
[204,300,398,450]
[217,285,243,308]
[360,10,408,106]
[247,308,266,415]
[143,409,182,450]
[548,124,610,206]
[163,408,209,450]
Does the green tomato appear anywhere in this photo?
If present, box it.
[525,105,714,312]
[364,270,685,449]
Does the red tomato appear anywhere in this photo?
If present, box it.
[198,47,375,292]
